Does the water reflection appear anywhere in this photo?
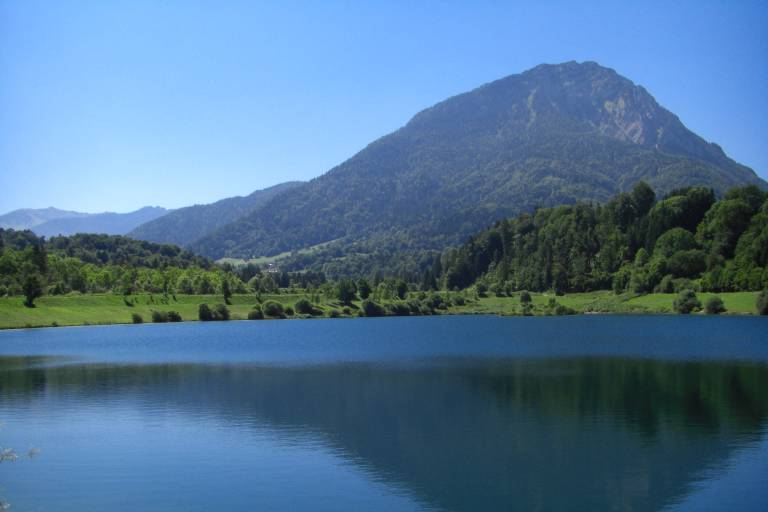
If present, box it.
[2,356,767,511]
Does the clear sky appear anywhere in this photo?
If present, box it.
[1,0,766,214]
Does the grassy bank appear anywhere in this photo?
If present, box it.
[0,290,762,330]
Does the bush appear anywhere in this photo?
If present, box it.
[362,299,386,317]
[284,306,294,317]
[294,298,314,315]
[704,297,726,315]
[674,289,701,314]
[263,300,285,318]
[520,291,532,304]
[386,302,411,316]
[248,305,264,320]
[198,303,214,321]
[151,310,168,323]
[328,309,341,318]
[131,313,144,324]
[757,290,768,315]
[213,304,230,321]
[198,303,230,321]
[167,311,182,322]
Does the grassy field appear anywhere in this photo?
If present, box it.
[0,290,762,330]
[0,293,329,329]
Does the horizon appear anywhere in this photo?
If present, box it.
[2,0,767,214]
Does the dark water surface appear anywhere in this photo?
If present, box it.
[1,315,767,511]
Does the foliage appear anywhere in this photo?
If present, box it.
[673,290,701,314]
[361,299,386,317]
[437,185,767,295]
[131,312,143,324]
[704,296,726,315]
[758,290,768,315]
[335,279,357,305]
[247,305,264,320]
[262,300,285,318]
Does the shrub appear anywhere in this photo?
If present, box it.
[198,303,214,321]
[284,306,295,316]
[674,289,701,314]
[131,313,144,324]
[386,302,411,316]
[704,297,726,315]
[167,311,182,322]
[342,306,351,315]
[328,309,341,318]
[213,304,230,321]
[295,298,314,315]
[263,300,285,318]
[362,299,386,317]
[757,290,768,315]
[475,282,488,297]
[151,310,168,323]
[520,291,532,304]
[248,305,264,320]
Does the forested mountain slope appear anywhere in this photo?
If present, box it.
[190,61,765,261]
[129,181,303,247]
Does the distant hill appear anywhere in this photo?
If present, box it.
[0,207,89,230]
[188,61,766,262]
[32,206,169,237]
[128,181,303,247]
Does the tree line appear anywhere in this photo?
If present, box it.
[434,183,767,295]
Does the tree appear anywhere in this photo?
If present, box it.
[222,279,232,305]
[335,279,357,305]
[519,290,532,304]
[198,303,214,321]
[757,290,768,315]
[704,296,726,315]
[358,278,372,299]
[395,279,408,300]
[262,300,285,318]
[362,299,385,317]
[22,271,43,308]
[673,289,701,314]
[630,181,656,218]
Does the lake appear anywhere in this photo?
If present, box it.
[1,315,767,511]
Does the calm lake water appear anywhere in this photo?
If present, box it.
[1,315,767,511]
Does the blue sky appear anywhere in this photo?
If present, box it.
[1,0,767,213]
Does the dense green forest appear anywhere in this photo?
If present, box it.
[437,183,768,295]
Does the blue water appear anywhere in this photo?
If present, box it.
[1,315,767,511]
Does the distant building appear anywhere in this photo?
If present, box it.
[266,263,280,274]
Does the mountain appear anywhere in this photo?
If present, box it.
[32,206,169,237]
[0,207,90,230]
[128,181,303,247]
[186,61,764,262]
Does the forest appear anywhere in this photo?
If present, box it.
[437,183,768,295]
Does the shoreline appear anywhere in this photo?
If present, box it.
[0,290,762,331]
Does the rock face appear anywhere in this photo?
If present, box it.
[186,61,765,260]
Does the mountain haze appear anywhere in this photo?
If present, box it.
[183,61,764,260]
[32,206,169,238]
[0,207,90,231]
[128,181,303,247]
